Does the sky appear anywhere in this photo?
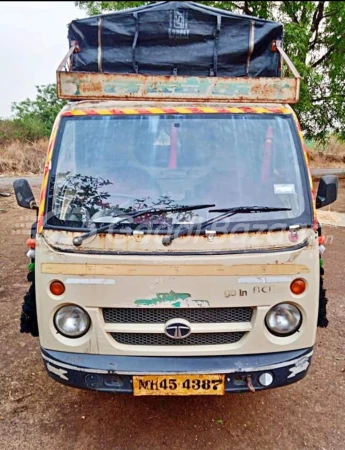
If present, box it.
[0,1,87,118]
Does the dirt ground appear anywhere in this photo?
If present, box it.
[0,180,345,450]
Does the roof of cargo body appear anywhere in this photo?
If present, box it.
[67,1,284,78]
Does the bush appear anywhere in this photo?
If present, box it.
[10,84,67,141]
[0,120,21,145]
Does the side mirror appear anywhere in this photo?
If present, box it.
[13,179,38,210]
[316,175,338,209]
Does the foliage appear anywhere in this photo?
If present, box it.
[52,173,198,227]
[75,1,345,141]
[11,84,67,141]
[0,119,19,146]
[0,117,46,143]
[53,174,113,223]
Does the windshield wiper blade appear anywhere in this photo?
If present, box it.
[162,206,291,246]
[210,206,292,213]
[72,204,215,247]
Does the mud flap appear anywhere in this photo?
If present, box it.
[20,271,39,337]
[318,266,328,328]
[317,222,328,328]
[20,222,39,337]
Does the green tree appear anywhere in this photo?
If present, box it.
[11,84,67,140]
[75,1,345,140]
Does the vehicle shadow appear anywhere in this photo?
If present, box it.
[34,377,312,450]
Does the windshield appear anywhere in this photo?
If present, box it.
[46,113,312,231]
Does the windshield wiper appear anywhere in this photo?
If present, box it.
[162,206,291,246]
[210,206,292,214]
[72,204,215,247]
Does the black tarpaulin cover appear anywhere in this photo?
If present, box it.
[68,1,284,77]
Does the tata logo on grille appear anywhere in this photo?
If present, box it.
[164,319,192,339]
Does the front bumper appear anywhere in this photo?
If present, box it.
[41,347,313,394]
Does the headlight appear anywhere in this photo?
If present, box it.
[54,305,91,338]
[265,303,302,336]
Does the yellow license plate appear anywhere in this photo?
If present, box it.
[133,374,225,396]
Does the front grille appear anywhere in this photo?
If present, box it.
[103,307,253,324]
[111,332,245,346]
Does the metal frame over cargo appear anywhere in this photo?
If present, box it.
[57,1,300,103]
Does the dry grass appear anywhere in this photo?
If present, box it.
[0,139,48,175]
[307,136,345,168]
[316,209,344,226]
